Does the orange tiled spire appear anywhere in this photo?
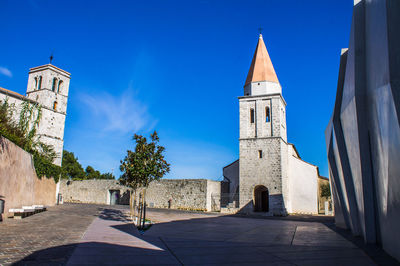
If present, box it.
[244,34,279,86]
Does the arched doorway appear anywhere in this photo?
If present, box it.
[254,185,269,212]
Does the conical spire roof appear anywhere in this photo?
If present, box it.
[244,34,279,86]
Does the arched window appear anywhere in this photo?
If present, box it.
[57,80,63,94]
[34,77,38,90]
[38,76,42,90]
[250,108,255,124]
[52,78,57,92]
[53,101,57,110]
[266,106,270,122]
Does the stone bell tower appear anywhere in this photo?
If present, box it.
[26,64,71,166]
[239,34,288,215]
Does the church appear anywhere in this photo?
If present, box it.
[222,34,322,215]
[0,63,70,167]
[0,38,324,216]
[0,64,71,203]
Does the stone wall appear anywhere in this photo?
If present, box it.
[239,137,285,215]
[60,180,131,205]
[60,179,221,212]
[140,179,220,212]
[0,136,57,218]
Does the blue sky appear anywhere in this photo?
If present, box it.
[0,0,353,179]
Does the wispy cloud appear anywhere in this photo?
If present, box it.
[0,67,12,78]
[80,90,156,134]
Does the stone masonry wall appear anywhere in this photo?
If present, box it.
[239,138,284,215]
[0,136,57,218]
[142,179,216,212]
[0,90,66,166]
[60,180,131,205]
[60,179,221,212]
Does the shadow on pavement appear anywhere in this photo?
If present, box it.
[98,208,131,222]
[13,243,78,265]
[13,242,175,266]
[14,207,400,265]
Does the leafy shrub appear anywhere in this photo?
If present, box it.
[0,98,61,181]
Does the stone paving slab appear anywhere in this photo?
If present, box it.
[67,209,180,265]
[1,205,398,265]
[143,209,397,265]
[0,203,102,265]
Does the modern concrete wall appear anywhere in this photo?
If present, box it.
[326,0,400,261]
[0,136,57,218]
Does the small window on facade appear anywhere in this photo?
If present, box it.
[53,101,57,110]
[52,78,57,92]
[34,77,38,90]
[258,150,263,158]
[266,106,270,122]
[250,108,255,123]
[57,80,63,93]
[38,76,42,90]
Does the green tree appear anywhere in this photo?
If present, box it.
[0,98,61,181]
[119,131,170,189]
[85,165,101,180]
[99,172,115,179]
[61,150,85,180]
[61,150,116,180]
[119,131,170,228]
[320,183,331,198]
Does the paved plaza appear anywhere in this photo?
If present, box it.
[0,204,102,265]
[0,204,398,265]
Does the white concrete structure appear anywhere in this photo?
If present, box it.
[0,64,70,167]
[223,34,321,215]
[325,0,400,261]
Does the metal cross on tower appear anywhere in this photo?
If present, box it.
[49,54,54,64]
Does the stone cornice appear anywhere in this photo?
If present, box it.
[238,93,287,106]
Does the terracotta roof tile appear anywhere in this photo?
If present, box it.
[0,87,26,99]
[245,34,279,86]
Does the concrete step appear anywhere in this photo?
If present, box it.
[220,207,239,214]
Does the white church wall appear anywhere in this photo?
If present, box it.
[0,93,25,119]
[287,145,318,214]
[281,140,289,213]
[0,64,69,168]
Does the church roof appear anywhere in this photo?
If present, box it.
[244,34,279,86]
[0,87,26,99]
